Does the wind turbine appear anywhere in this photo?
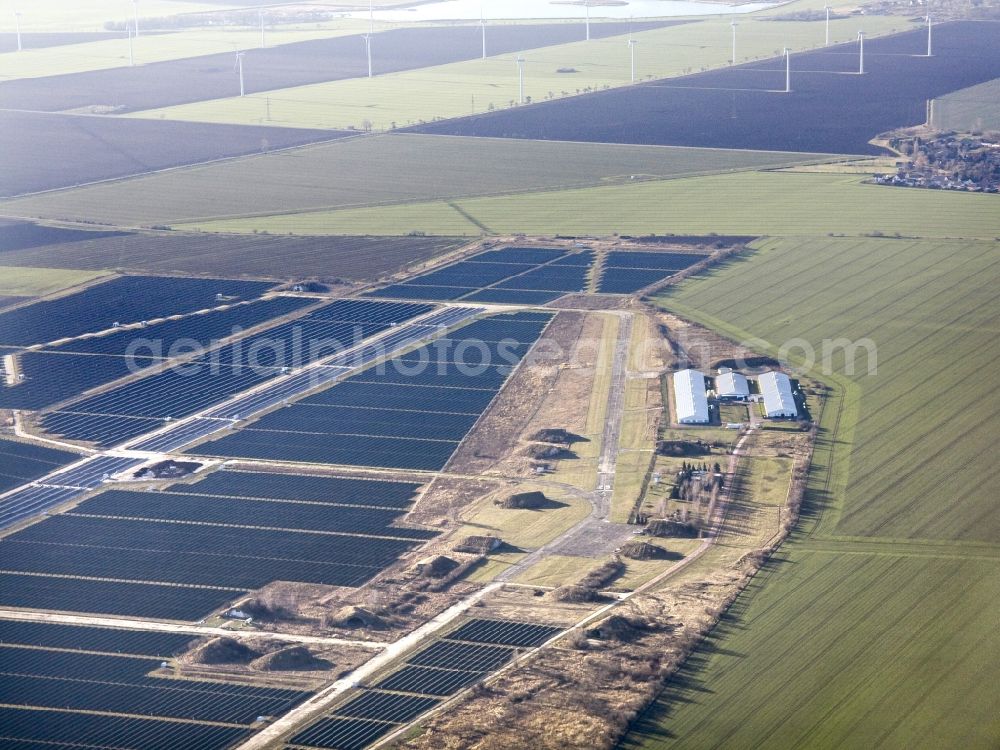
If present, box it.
[368,0,374,36]
[925,13,933,56]
[585,0,591,41]
[516,55,525,103]
[132,0,139,37]
[629,38,638,82]
[259,9,266,49]
[824,5,831,46]
[235,51,245,96]
[857,30,864,74]
[730,20,737,65]
[13,11,22,52]
[127,22,134,66]
[784,47,791,93]
[480,2,487,60]
[364,33,372,77]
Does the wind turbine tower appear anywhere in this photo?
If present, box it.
[368,0,374,35]
[629,38,638,82]
[857,30,864,74]
[585,1,591,41]
[132,0,139,37]
[259,9,266,48]
[824,5,831,46]
[364,33,372,78]
[14,11,22,52]
[516,55,525,103]
[784,47,791,93]
[926,14,933,56]
[128,22,134,66]
[481,3,487,59]
[731,20,737,65]
[236,51,245,96]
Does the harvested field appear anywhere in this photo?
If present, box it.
[0,227,467,281]
[411,21,1000,154]
[0,21,678,113]
[0,135,822,227]
[0,110,346,197]
[0,31,125,53]
[0,219,127,251]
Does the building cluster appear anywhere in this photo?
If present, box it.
[672,367,798,424]
[874,132,1000,193]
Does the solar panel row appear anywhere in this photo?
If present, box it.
[292,617,562,748]
[0,620,310,750]
[189,312,552,471]
[0,467,434,620]
[39,299,435,448]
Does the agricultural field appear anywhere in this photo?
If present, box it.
[130,15,905,132]
[0,135,824,227]
[413,21,1000,154]
[178,170,1000,239]
[0,21,675,113]
[930,77,1000,132]
[0,265,108,297]
[0,225,466,281]
[624,234,1000,747]
[0,111,345,197]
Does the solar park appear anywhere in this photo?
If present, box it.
[0,242,714,750]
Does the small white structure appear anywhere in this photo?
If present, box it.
[759,371,798,418]
[674,369,709,424]
[716,370,749,400]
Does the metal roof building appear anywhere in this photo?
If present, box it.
[673,369,709,424]
[759,371,798,418]
[716,371,749,399]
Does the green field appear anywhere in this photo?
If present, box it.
[127,16,906,131]
[0,24,372,80]
[625,550,1000,749]
[623,235,1000,748]
[931,77,1000,132]
[0,265,109,297]
[161,171,1000,239]
[0,136,827,227]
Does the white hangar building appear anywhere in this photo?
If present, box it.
[674,369,709,424]
[759,371,798,418]
[716,370,749,400]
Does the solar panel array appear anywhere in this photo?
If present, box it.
[38,299,434,448]
[0,469,432,620]
[190,312,552,471]
[0,296,314,411]
[366,246,589,303]
[289,618,563,749]
[0,619,309,750]
[0,454,144,530]
[0,275,277,347]
[0,437,80,494]
[596,250,704,294]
